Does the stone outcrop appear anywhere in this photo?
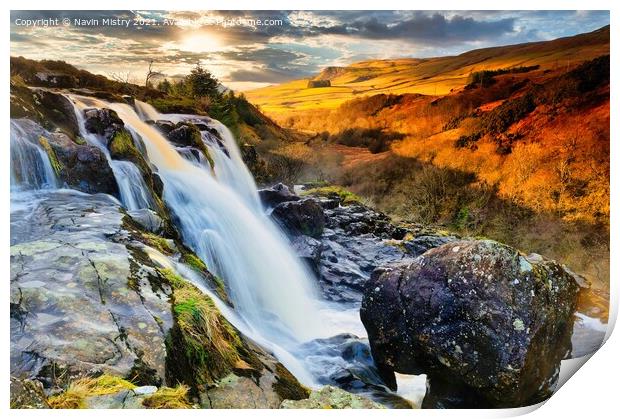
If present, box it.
[360,239,581,408]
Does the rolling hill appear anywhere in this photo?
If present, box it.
[245,25,610,116]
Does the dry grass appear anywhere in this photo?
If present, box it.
[142,385,192,409]
[246,26,609,115]
[48,375,136,409]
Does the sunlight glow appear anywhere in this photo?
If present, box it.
[172,33,222,53]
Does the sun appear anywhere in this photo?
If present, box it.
[174,33,222,53]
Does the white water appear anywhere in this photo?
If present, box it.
[10,120,58,190]
[68,97,154,212]
[74,97,331,347]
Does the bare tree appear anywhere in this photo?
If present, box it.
[108,71,137,95]
[145,60,162,88]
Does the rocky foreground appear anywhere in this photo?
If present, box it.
[10,191,313,408]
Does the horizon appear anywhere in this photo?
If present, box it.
[10,10,610,91]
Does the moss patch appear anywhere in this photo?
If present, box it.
[302,185,361,205]
[179,250,229,303]
[160,268,246,387]
[108,129,151,175]
[141,232,175,255]
[142,385,192,409]
[48,374,136,409]
[38,136,63,175]
[181,252,208,272]
[272,363,310,401]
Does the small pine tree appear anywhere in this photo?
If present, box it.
[186,64,219,98]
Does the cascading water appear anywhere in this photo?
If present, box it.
[104,99,324,341]
[68,96,155,212]
[10,120,58,191]
[59,96,425,403]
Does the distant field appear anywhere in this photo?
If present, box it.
[245,26,610,116]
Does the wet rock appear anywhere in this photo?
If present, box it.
[167,123,201,148]
[34,89,81,138]
[318,232,410,303]
[151,172,164,198]
[326,204,406,240]
[299,334,389,395]
[271,199,325,239]
[290,235,322,273]
[259,183,300,208]
[280,385,384,409]
[84,108,124,138]
[12,118,121,196]
[10,191,173,388]
[50,132,119,195]
[128,209,164,234]
[361,239,581,408]
[153,120,175,134]
[200,344,309,408]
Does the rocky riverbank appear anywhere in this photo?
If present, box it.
[262,183,605,408]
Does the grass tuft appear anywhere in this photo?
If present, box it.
[142,385,192,409]
[48,374,136,409]
[159,267,242,385]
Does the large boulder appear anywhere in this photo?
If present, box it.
[270,199,325,239]
[402,234,458,257]
[360,239,581,408]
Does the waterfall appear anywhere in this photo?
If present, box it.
[11,95,426,402]
[112,160,154,211]
[70,97,328,352]
[10,120,58,190]
[68,96,155,212]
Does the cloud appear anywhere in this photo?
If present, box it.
[9,10,610,88]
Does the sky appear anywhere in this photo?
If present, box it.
[10,10,610,91]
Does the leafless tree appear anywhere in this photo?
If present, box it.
[109,71,132,84]
[145,60,162,88]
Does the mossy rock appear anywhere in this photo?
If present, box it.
[38,136,63,175]
[167,122,214,169]
[161,268,247,388]
[302,185,362,205]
